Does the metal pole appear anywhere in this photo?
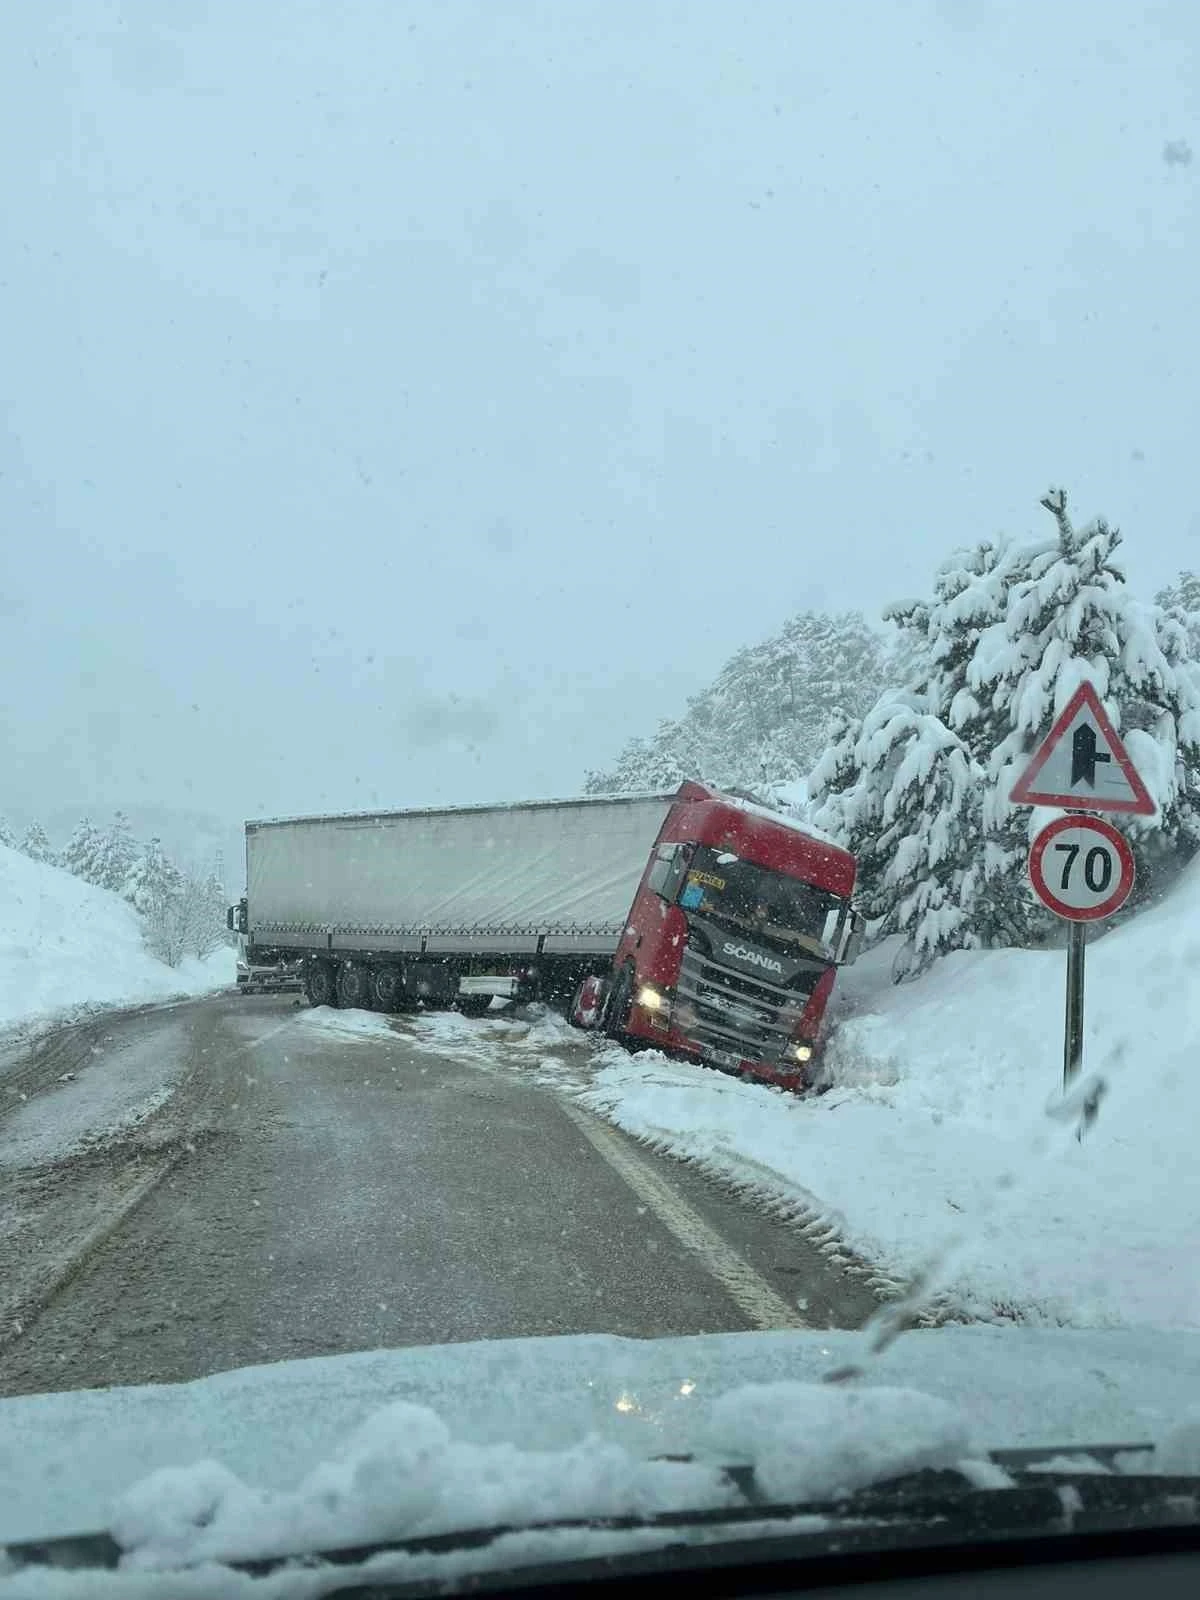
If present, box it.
[1063,921,1086,1088]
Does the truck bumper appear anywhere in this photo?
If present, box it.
[237,967,303,994]
[624,1005,813,1093]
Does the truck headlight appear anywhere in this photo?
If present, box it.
[637,984,667,1012]
[790,1041,813,1063]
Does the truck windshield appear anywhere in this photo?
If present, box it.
[676,846,841,958]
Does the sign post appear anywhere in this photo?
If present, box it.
[1063,923,1085,1088]
[1011,683,1153,1093]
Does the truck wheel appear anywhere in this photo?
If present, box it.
[602,965,635,1040]
[335,961,371,1010]
[304,962,336,1008]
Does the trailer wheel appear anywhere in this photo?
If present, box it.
[602,965,635,1040]
[371,966,403,1012]
[304,961,336,1008]
[335,961,371,1010]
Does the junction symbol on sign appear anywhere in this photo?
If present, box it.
[1009,682,1155,816]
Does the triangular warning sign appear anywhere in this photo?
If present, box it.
[1009,682,1155,815]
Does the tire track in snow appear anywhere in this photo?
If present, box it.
[0,1014,296,1353]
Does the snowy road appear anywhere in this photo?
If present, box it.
[0,994,878,1397]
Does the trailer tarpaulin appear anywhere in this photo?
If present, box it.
[246,793,675,948]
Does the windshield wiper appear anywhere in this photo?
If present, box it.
[8,1445,1200,1596]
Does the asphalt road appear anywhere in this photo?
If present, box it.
[0,994,878,1397]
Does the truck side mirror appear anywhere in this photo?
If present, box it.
[228,898,248,935]
[823,904,862,964]
[646,843,691,901]
[662,843,692,902]
[226,905,236,932]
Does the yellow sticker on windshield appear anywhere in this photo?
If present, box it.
[688,870,726,890]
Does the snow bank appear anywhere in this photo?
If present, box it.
[298,1006,400,1042]
[0,843,234,1037]
[582,861,1200,1330]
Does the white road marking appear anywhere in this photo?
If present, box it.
[560,1101,809,1331]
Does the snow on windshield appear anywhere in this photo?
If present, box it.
[111,1384,967,1572]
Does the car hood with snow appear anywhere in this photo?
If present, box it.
[4,1324,1200,1565]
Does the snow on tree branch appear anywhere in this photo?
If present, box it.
[586,610,894,801]
[813,490,1200,978]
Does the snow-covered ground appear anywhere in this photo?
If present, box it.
[575,861,1200,1331]
[0,842,234,1039]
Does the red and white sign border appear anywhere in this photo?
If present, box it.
[1010,681,1155,815]
[1028,814,1135,922]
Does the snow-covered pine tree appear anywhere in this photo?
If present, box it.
[976,490,1200,912]
[586,610,890,797]
[182,870,230,959]
[810,692,984,978]
[0,817,15,849]
[124,838,188,965]
[91,811,139,893]
[705,611,889,788]
[1156,570,1200,659]
[811,538,1029,971]
[584,720,707,794]
[889,541,1022,762]
[892,538,1043,946]
[123,837,183,914]
[19,822,56,864]
[61,818,109,885]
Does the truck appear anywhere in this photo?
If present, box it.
[227,781,861,1089]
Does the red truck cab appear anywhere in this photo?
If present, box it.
[584,782,859,1090]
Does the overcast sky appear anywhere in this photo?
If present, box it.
[3,0,1198,826]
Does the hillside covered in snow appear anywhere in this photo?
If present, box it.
[0,843,234,1037]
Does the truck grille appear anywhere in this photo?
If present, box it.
[675,944,813,1064]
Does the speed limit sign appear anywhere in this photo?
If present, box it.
[1028,814,1135,921]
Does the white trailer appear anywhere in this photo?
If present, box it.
[232,793,676,1012]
